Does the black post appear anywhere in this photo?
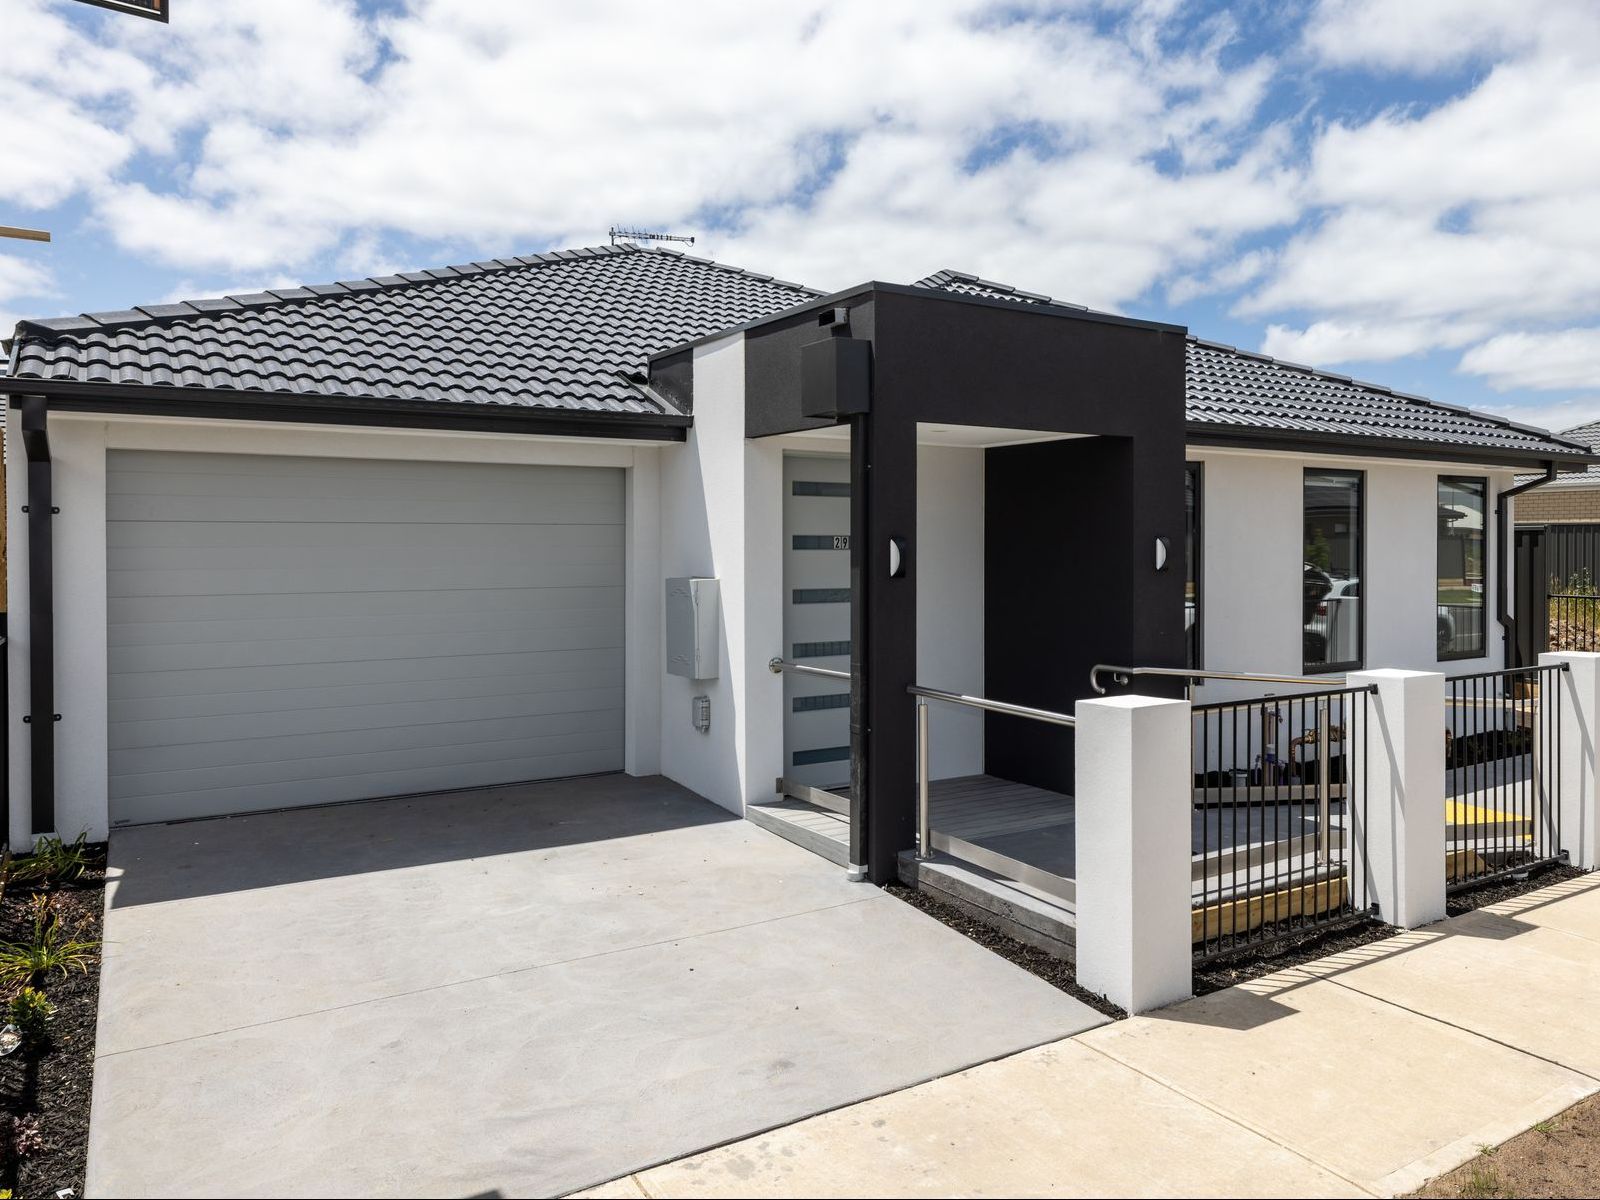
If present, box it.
[861,415,917,882]
[20,396,54,838]
[847,414,869,874]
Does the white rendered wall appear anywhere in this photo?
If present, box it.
[1189,447,1515,706]
[656,333,785,815]
[916,443,985,780]
[6,410,667,848]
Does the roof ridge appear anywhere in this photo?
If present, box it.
[911,267,1092,312]
[17,242,821,340]
[1186,336,1592,454]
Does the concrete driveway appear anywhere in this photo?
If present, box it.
[88,775,1105,1198]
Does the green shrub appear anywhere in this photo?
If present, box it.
[5,988,54,1048]
[0,904,98,987]
[5,832,98,890]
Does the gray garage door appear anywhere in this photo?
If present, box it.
[107,451,625,825]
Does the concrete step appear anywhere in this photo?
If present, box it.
[747,802,849,867]
[898,850,1077,960]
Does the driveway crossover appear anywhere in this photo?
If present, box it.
[87,775,1105,1198]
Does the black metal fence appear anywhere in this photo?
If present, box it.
[1445,663,1564,891]
[1191,685,1373,960]
[1542,523,1600,587]
[1549,593,1600,652]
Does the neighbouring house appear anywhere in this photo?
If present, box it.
[1510,421,1600,656]
[1514,421,1600,526]
[2,244,1593,907]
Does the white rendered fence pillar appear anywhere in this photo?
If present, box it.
[1074,694,1192,1014]
[1349,669,1447,929]
[1541,651,1600,869]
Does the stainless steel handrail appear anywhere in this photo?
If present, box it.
[768,656,851,682]
[1090,663,1351,695]
[908,683,1075,865]
[908,685,1078,728]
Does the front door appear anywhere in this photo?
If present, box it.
[782,454,852,790]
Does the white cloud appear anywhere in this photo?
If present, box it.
[0,251,57,340]
[1303,0,1598,74]
[0,255,54,303]
[1260,316,1485,366]
[4,0,1296,307]
[1243,3,1600,373]
[7,0,1600,426]
[1459,329,1600,392]
[0,1,151,209]
[1485,397,1600,438]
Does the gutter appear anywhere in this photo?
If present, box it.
[0,378,691,442]
[1498,462,1558,666]
[1187,424,1599,472]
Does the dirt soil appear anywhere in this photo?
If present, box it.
[885,883,1126,1020]
[1412,1092,1600,1199]
[0,857,106,1200]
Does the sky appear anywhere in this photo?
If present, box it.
[3,0,1599,433]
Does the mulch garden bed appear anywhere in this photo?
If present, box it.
[885,882,1125,1020]
[1446,863,1590,917]
[896,866,1593,1005]
[1193,916,1399,995]
[0,845,107,1200]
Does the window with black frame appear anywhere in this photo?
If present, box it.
[1185,463,1202,669]
[1303,469,1363,672]
[1437,477,1486,659]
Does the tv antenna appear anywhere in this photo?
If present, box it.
[609,227,695,247]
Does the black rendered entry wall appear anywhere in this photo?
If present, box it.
[984,436,1178,794]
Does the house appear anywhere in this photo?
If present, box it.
[2,244,1592,906]
[1512,423,1600,635]
[1514,421,1600,526]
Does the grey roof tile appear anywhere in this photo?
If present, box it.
[8,245,822,420]
[911,268,1593,462]
[11,249,1588,462]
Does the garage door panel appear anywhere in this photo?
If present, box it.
[107,451,626,824]
[109,647,625,702]
[110,666,625,724]
[109,747,627,825]
[112,685,626,750]
[108,585,623,626]
[110,724,625,802]
[108,559,625,599]
[109,622,621,673]
[108,600,623,649]
[109,455,625,510]
[108,491,625,527]
[111,707,622,776]
[107,520,625,562]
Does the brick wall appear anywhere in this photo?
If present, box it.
[1517,484,1600,525]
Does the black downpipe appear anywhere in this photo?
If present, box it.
[1498,462,1557,667]
[20,396,54,840]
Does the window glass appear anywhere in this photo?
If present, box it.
[1437,477,1486,659]
[1304,470,1363,671]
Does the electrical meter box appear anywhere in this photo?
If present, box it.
[666,577,720,680]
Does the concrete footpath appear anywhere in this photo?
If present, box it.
[576,873,1600,1199]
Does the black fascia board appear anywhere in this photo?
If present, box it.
[0,378,691,441]
[648,279,1186,366]
[1185,422,1600,471]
